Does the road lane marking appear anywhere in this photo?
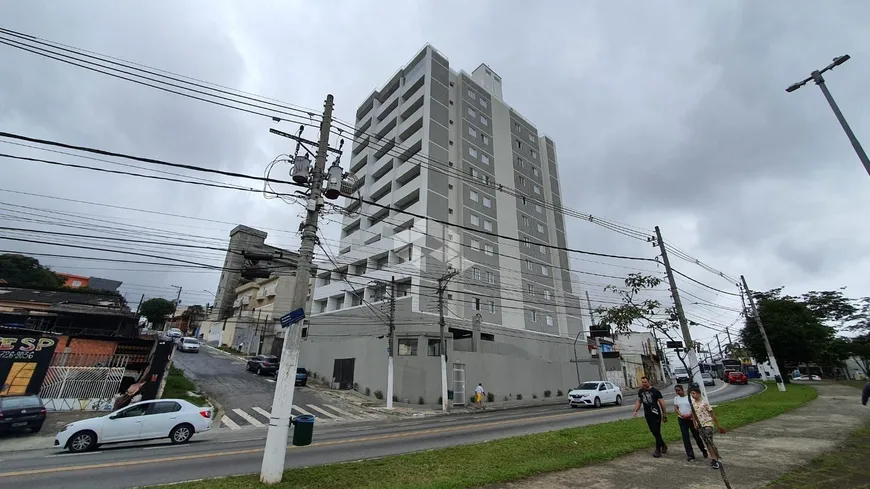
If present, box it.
[306,404,339,419]
[323,404,363,420]
[291,404,313,416]
[252,407,271,419]
[233,409,264,428]
[0,383,757,478]
[218,415,240,430]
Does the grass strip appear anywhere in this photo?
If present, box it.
[162,365,208,406]
[766,419,870,488]
[157,382,817,489]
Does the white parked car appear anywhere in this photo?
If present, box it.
[568,381,622,408]
[177,337,200,353]
[55,399,212,453]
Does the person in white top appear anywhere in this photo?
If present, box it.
[474,383,486,409]
[673,384,707,462]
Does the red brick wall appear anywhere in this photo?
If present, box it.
[56,336,118,356]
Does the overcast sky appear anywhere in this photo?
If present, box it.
[2,1,869,350]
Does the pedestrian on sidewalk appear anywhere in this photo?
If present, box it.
[689,386,726,470]
[474,383,486,409]
[673,384,707,461]
[633,376,668,457]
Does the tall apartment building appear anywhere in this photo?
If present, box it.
[304,45,595,403]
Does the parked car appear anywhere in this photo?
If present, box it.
[701,372,716,387]
[0,395,47,434]
[797,375,822,381]
[727,370,749,385]
[177,337,200,353]
[567,381,622,408]
[296,367,308,386]
[246,355,279,375]
[55,399,211,453]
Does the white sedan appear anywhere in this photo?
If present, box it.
[568,381,623,408]
[55,399,212,453]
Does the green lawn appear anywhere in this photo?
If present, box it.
[834,379,868,390]
[162,365,208,406]
[158,382,816,489]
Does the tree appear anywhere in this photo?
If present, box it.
[799,289,858,327]
[0,254,63,288]
[846,297,870,334]
[139,298,176,328]
[845,334,870,377]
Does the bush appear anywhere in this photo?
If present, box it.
[516,394,523,400]
[374,390,384,400]
[393,394,399,403]
[503,395,509,402]
[532,393,538,399]
[544,390,552,398]
[418,396,425,405]
[487,392,495,403]
[470,395,476,404]
[365,387,371,396]
[557,389,564,397]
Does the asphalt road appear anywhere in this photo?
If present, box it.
[0,381,761,488]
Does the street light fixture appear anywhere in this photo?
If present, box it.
[786,54,870,178]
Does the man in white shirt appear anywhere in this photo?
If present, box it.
[474,383,486,409]
[673,384,706,461]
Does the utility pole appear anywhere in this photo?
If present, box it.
[586,291,607,382]
[654,226,707,399]
[386,276,396,409]
[260,94,335,484]
[716,334,724,359]
[437,267,458,412]
[725,327,733,349]
[169,285,182,332]
[741,275,786,392]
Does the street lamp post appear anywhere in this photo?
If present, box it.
[786,54,870,178]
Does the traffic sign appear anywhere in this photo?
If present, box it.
[280,308,305,329]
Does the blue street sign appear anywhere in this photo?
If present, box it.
[280,308,305,329]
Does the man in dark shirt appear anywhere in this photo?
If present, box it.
[634,376,668,457]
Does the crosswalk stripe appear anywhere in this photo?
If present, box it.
[306,404,339,419]
[233,408,264,427]
[291,405,313,416]
[323,404,363,420]
[219,414,240,430]
[252,407,271,419]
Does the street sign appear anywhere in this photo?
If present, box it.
[666,340,684,349]
[279,308,305,329]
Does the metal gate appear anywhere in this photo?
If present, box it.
[332,358,355,390]
[39,366,126,412]
[452,363,466,406]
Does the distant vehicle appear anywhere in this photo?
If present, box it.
[727,370,748,385]
[722,369,737,382]
[246,355,279,375]
[177,337,200,353]
[0,395,46,433]
[296,367,308,387]
[701,372,716,387]
[166,328,183,340]
[567,381,622,408]
[55,399,211,453]
[673,367,691,384]
[797,375,822,381]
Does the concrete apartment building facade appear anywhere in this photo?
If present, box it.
[303,45,596,404]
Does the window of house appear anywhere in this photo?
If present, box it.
[483,219,492,231]
[427,338,442,356]
[484,174,491,185]
[480,115,488,126]
[474,297,481,311]
[539,244,547,254]
[473,268,481,280]
[470,190,479,202]
[468,89,476,99]
[482,134,489,145]
[521,196,527,205]
[398,338,418,356]
[515,139,522,149]
[535,204,543,213]
[468,107,477,118]
[513,121,521,131]
[546,315,554,327]
[468,126,477,138]
[525,259,533,270]
[483,196,492,208]
[531,309,537,322]
[471,214,480,226]
[469,146,478,158]
[537,223,544,233]
[471,238,481,250]
[529,133,536,142]
[481,154,489,165]
[541,265,549,276]
[489,300,495,313]
[533,167,539,177]
[523,236,531,247]
[480,98,487,108]
[517,157,525,168]
[533,185,541,195]
[486,271,495,284]
[527,283,534,294]
[544,290,552,300]
[522,215,529,226]
[519,176,526,186]
[531,149,538,159]
[471,167,480,179]
[484,243,494,256]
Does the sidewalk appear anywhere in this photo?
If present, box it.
[486,384,870,489]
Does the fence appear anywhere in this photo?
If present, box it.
[40,354,130,412]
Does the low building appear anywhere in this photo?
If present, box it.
[608,331,666,388]
[0,287,137,337]
[55,273,123,291]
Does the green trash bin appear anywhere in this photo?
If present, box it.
[291,414,315,446]
[447,390,454,401]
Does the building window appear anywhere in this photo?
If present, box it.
[535,204,543,213]
[469,146,478,158]
[527,283,534,294]
[482,134,490,145]
[533,167,539,177]
[537,223,545,234]
[471,238,481,250]
[531,149,538,159]
[473,268,481,280]
[468,107,477,118]
[485,271,494,284]
[521,196,527,205]
[531,309,537,322]
[489,300,495,313]
[517,157,525,168]
[513,121,521,131]
[525,259,533,270]
[474,297,481,311]
[533,185,541,195]
[470,189,479,202]
[522,215,530,226]
[481,154,490,165]
[484,174,491,185]
[480,98,488,108]
[523,236,531,247]
[468,126,477,138]
[398,338,418,356]
[544,289,552,300]
[484,243,494,256]
[541,265,549,276]
[519,176,526,186]
[468,89,476,100]
[483,196,492,208]
[515,139,523,149]
[539,244,547,254]
[483,219,492,231]
[427,339,442,356]
[480,115,488,126]
[546,315,554,327]
[471,167,480,179]
[471,214,480,226]
[529,133,536,142]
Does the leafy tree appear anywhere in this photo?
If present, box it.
[181,304,205,319]
[800,288,858,327]
[846,297,870,334]
[0,254,63,288]
[139,298,176,327]
[845,335,870,377]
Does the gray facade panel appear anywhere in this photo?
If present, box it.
[429,100,450,131]
[430,57,450,86]
[429,120,450,153]
[431,50,449,72]
[428,142,449,171]
[429,78,449,108]
[561,269,574,294]
[428,164,449,196]
[427,190,449,222]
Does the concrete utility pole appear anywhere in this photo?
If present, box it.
[786,55,870,179]
[716,334,724,359]
[740,275,786,392]
[654,226,707,399]
[437,267,458,412]
[386,276,396,409]
[169,285,182,332]
[586,291,607,382]
[260,94,334,484]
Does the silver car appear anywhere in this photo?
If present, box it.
[177,337,200,353]
[701,372,716,387]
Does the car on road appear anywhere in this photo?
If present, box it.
[797,374,822,381]
[672,367,691,384]
[296,367,308,386]
[55,399,212,453]
[726,370,749,385]
[166,328,183,341]
[701,372,716,387]
[567,381,622,408]
[0,395,47,434]
[177,337,200,353]
[246,355,279,375]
